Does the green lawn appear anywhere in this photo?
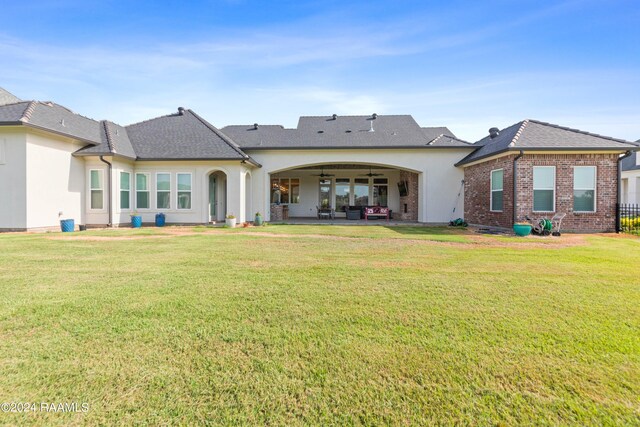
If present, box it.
[0,226,638,425]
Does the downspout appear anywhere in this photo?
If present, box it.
[617,151,632,233]
[512,150,524,226]
[99,156,113,227]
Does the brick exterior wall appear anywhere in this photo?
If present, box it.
[464,156,514,228]
[464,153,619,232]
[398,170,419,221]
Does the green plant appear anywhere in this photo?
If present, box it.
[255,212,262,216]
[226,214,236,219]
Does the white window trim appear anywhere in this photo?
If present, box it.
[490,169,504,212]
[156,172,171,210]
[135,172,151,210]
[573,166,597,213]
[89,169,105,211]
[176,172,192,210]
[119,171,132,212]
[533,166,556,213]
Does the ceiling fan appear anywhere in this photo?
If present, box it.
[313,167,335,177]
[359,167,384,177]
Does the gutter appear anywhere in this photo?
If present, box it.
[513,150,524,225]
[617,150,633,232]
[99,156,113,227]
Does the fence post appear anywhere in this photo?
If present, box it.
[616,203,621,233]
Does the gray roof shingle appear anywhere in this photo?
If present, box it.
[0,100,102,145]
[124,108,250,160]
[75,120,137,159]
[221,115,469,149]
[0,87,21,106]
[456,120,638,166]
[621,140,640,171]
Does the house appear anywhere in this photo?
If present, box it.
[0,87,637,232]
[621,141,640,204]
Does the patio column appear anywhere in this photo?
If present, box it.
[226,167,246,223]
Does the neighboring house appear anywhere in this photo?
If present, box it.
[621,141,640,204]
[0,87,637,232]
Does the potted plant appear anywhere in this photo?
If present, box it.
[254,212,263,226]
[513,222,532,237]
[225,214,237,228]
[131,211,143,228]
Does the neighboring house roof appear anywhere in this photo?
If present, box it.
[221,115,471,149]
[0,100,102,145]
[74,120,137,160]
[456,119,638,166]
[0,87,21,106]
[123,108,253,161]
[621,139,640,171]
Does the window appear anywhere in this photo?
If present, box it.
[319,179,332,208]
[156,173,171,209]
[354,178,369,206]
[533,166,555,212]
[573,166,596,212]
[136,173,150,209]
[270,178,299,204]
[90,170,104,210]
[177,173,192,210]
[373,178,388,206]
[490,169,503,212]
[335,178,350,212]
[120,172,131,210]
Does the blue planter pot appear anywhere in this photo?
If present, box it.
[155,213,166,227]
[254,215,263,226]
[131,215,142,228]
[60,219,74,232]
[513,223,532,237]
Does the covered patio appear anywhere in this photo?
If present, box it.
[268,163,419,222]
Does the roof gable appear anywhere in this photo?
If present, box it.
[0,87,21,106]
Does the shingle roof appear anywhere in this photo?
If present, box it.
[621,140,640,171]
[0,100,102,145]
[124,108,250,161]
[456,119,637,166]
[0,87,21,106]
[221,115,468,149]
[74,120,137,159]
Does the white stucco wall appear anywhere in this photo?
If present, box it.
[83,159,254,225]
[0,128,27,229]
[621,170,640,204]
[25,130,85,229]
[247,149,470,223]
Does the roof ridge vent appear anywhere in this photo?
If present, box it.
[253,123,259,130]
[332,114,337,120]
[372,113,378,119]
[489,127,499,139]
[177,107,185,115]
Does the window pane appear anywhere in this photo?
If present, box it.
[177,174,191,191]
[335,179,350,211]
[319,179,331,208]
[534,189,554,211]
[533,167,554,189]
[157,173,170,191]
[373,185,388,206]
[137,191,149,209]
[290,179,300,204]
[91,170,102,189]
[574,167,595,189]
[120,172,130,190]
[120,190,130,210]
[574,190,595,212]
[91,190,103,209]
[136,174,148,191]
[280,179,290,204]
[354,179,369,206]
[178,192,191,209]
[491,170,503,191]
[157,192,170,209]
[492,191,503,211]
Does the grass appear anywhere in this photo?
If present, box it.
[0,226,638,425]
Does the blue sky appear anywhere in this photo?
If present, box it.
[1,0,639,141]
